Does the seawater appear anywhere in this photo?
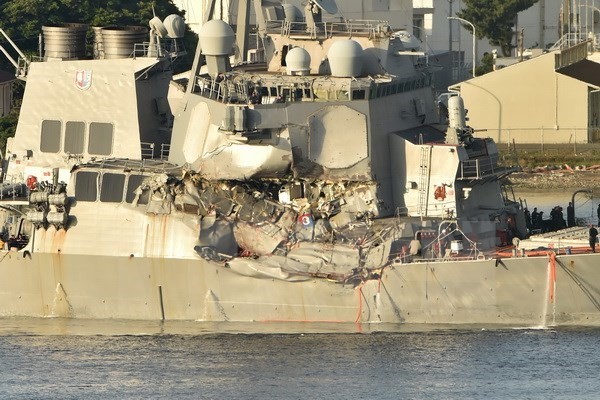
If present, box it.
[514,189,599,224]
[0,318,599,399]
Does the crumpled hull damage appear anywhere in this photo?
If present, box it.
[158,172,396,281]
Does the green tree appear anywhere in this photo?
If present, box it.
[0,0,185,37]
[0,0,197,72]
[456,0,539,56]
[475,52,494,76]
[0,109,19,153]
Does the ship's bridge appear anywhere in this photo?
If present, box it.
[456,156,518,183]
[189,71,431,105]
[457,139,519,183]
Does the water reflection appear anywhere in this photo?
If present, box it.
[0,317,546,336]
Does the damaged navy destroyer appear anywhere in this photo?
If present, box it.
[1,0,600,327]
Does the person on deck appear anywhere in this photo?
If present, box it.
[524,208,531,232]
[589,225,598,253]
[567,202,575,227]
[531,208,539,229]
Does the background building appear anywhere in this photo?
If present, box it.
[452,43,600,144]
[172,0,413,33]
[0,70,15,117]
[414,0,562,90]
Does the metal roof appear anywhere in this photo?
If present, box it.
[555,58,600,88]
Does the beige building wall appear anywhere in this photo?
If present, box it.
[456,51,594,144]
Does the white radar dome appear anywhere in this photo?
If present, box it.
[164,14,185,38]
[199,19,235,56]
[327,39,364,77]
[285,47,311,75]
[283,4,301,22]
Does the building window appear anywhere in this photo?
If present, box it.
[64,121,86,154]
[88,122,114,155]
[40,120,62,153]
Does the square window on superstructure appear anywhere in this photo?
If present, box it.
[100,173,126,203]
[88,122,114,156]
[40,120,62,153]
[64,121,86,154]
[126,174,149,205]
[352,90,366,100]
[74,171,99,202]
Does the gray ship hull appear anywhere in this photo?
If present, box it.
[1,250,599,327]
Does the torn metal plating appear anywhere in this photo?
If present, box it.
[138,170,397,283]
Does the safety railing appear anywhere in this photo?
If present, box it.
[160,144,170,160]
[275,19,389,39]
[140,142,155,159]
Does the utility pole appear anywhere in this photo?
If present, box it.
[448,0,453,52]
[540,0,546,49]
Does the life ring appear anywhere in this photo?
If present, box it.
[434,185,446,201]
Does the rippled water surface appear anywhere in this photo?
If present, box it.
[0,318,599,399]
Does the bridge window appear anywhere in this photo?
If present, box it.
[40,120,62,153]
[74,171,99,202]
[88,122,114,156]
[125,174,149,205]
[100,173,126,202]
[64,121,86,154]
[352,90,365,100]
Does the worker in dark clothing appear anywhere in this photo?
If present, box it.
[567,202,575,227]
[531,208,539,229]
[524,208,531,232]
[589,225,598,253]
[597,204,600,226]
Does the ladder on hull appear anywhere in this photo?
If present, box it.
[417,145,431,216]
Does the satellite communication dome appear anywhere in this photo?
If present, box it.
[313,0,338,14]
[282,4,301,22]
[327,39,364,77]
[199,19,235,56]
[149,16,168,38]
[163,14,185,38]
[285,47,311,75]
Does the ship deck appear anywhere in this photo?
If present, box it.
[518,226,592,250]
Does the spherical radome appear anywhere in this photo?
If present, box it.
[286,47,311,74]
[164,14,186,38]
[328,39,364,77]
[199,19,235,56]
